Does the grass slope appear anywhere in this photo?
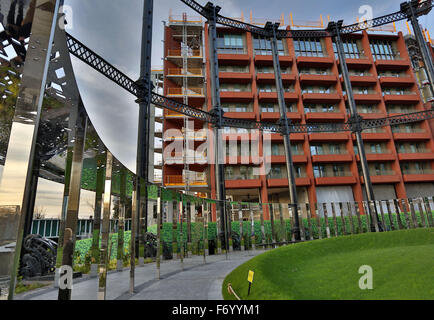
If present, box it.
[223,228,434,300]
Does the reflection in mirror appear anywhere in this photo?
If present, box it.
[0,0,58,300]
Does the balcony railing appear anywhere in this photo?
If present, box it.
[398,148,430,154]
[302,89,337,94]
[267,172,306,179]
[304,108,340,113]
[167,49,202,57]
[167,87,204,96]
[365,149,392,154]
[402,169,434,175]
[225,174,259,180]
[369,170,396,176]
[164,174,207,186]
[167,68,203,76]
[314,171,352,178]
[311,150,348,156]
[217,48,247,55]
[392,128,425,133]
[383,91,417,96]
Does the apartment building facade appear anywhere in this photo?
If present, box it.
[162,14,434,221]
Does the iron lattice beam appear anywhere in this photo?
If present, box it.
[362,109,434,130]
[66,32,214,122]
[66,33,139,96]
[180,0,433,38]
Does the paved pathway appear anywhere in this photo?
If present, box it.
[15,250,265,300]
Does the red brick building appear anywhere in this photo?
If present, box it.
[161,14,434,221]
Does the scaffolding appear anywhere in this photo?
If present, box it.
[165,13,207,200]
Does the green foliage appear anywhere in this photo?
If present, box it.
[73,211,430,265]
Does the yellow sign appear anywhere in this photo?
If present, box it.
[248,270,254,283]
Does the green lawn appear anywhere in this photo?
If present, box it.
[223,228,434,300]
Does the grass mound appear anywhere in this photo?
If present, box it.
[223,228,434,300]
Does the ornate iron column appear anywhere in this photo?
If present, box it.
[0,0,60,300]
[401,1,434,96]
[204,2,229,251]
[329,20,382,232]
[135,0,154,260]
[266,22,301,240]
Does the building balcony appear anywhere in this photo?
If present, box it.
[220,91,254,102]
[258,91,299,102]
[311,153,352,163]
[315,175,357,185]
[163,131,207,141]
[267,176,311,187]
[296,55,334,67]
[299,74,338,85]
[268,133,305,141]
[350,93,382,103]
[254,55,293,66]
[167,49,202,58]
[308,132,349,142]
[218,52,250,64]
[402,170,434,182]
[356,152,395,162]
[343,75,378,86]
[374,59,409,70]
[393,130,431,141]
[167,87,205,98]
[379,76,414,86]
[343,58,372,68]
[383,93,420,103]
[398,151,434,161]
[260,112,302,121]
[223,111,256,120]
[360,171,401,184]
[256,73,296,84]
[164,154,208,165]
[302,92,341,103]
[305,111,345,122]
[164,174,207,187]
[225,156,261,165]
[360,132,390,141]
[219,72,252,83]
[167,68,203,77]
[359,112,386,120]
[265,154,307,164]
[225,178,261,189]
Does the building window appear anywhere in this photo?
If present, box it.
[370,40,398,61]
[304,104,338,113]
[310,144,323,156]
[332,39,364,59]
[253,35,285,56]
[294,38,324,57]
[302,86,332,94]
[217,33,245,54]
[313,165,326,177]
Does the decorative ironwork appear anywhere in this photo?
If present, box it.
[20,234,57,279]
[180,0,433,39]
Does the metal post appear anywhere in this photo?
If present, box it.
[205,3,228,251]
[330,20,382,232]
[135,0,154,258]
[402,1,434,95]
[267,22,301,240]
